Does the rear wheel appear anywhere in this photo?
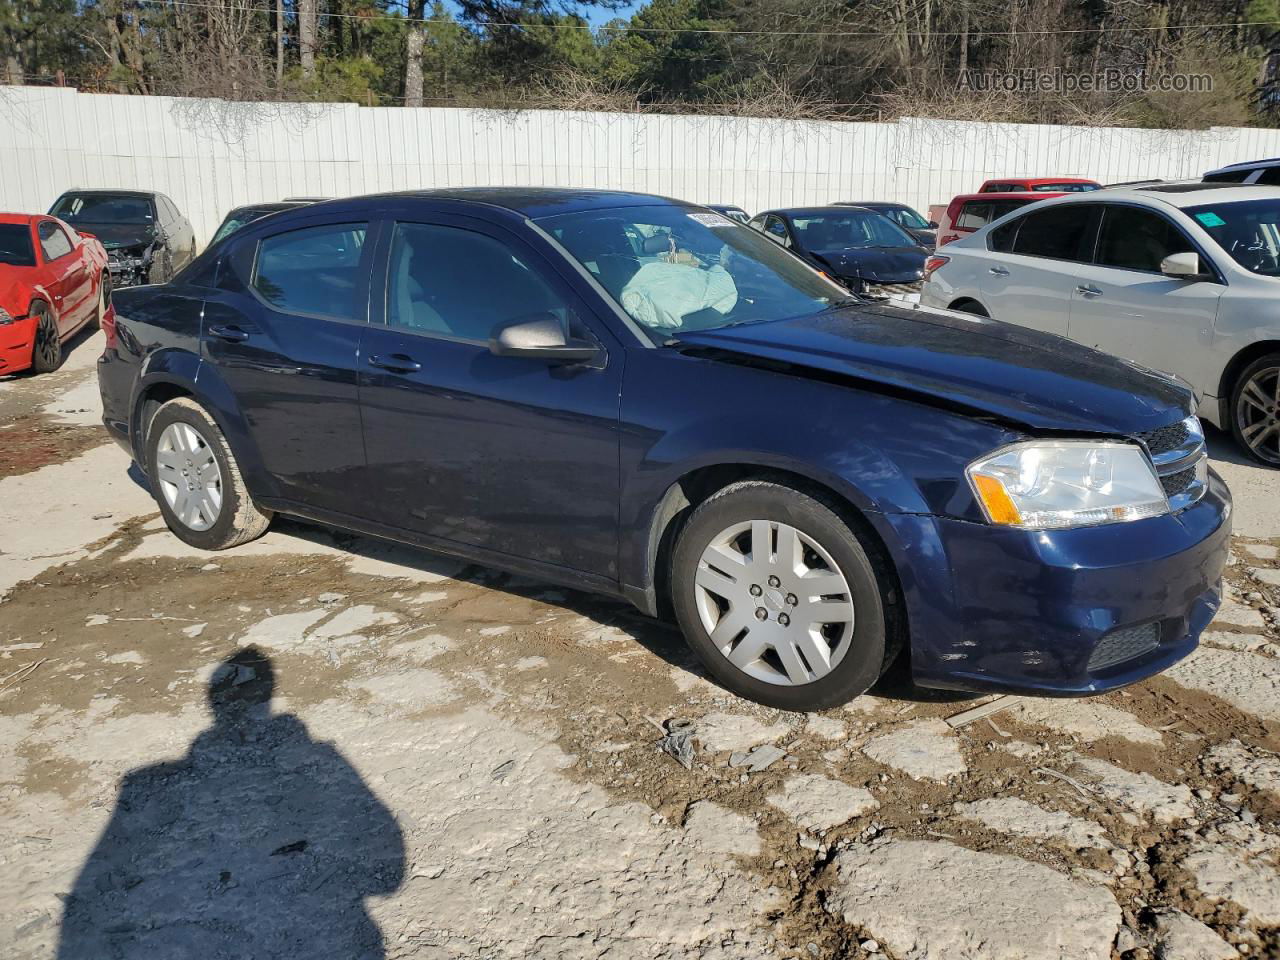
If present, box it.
[146,398,272,550]
[670,480,897,710]
[93,271,111,327]
[1231,353,1280,466]
[30,302,61,373]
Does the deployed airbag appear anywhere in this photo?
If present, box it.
[620,261,738,330]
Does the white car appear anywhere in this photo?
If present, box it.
[921,183,1280,465]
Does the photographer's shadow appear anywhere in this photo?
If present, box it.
[58,647,404,959]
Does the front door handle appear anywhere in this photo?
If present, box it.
[1075,284,1103,297]
[368,353,421,374]
[208,324,251,343]
[988,265,1010,276]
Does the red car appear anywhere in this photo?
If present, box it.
[935,191,1067,246]
[0,213,111,375]
[977,177,1100,193]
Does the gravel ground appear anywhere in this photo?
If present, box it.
[2,331,1278,960]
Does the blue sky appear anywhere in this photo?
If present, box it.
[438,2,647,29]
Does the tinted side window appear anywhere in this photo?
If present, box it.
[988,215,1021,252]
[253,222,368,320]
[1095,206,1194,272]
[764,216,791,246]
[1011,205,1096,261]
[955,202,991,230]
[38,222,73,260]
[386,222,572,342]
[1203,170,1251,183]
[1256,167,1280,186]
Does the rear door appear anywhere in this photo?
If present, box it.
[199,217,372,512]
[36,220,92,331]
[978,203,1099,337]
[1067,203,1224,387]
[357,215,623,577]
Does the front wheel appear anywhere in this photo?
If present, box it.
[30,302,62,373]
[670,480,897,711]
[1230,353,1280,467]
[146,397,273,550]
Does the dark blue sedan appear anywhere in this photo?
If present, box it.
[97,189,1231,710]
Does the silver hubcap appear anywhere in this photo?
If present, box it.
[1237,365,1280,464]
[694,519,854,686]
[156,422,223,531]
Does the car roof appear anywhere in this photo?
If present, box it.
[835,201,907,208]
[313,187,692,219]
[1048,181,1276,209]
[54,188,158,198]
[949,192,1062,202]
[1205,157,1280,173]
[225,201,308,216]
[982,177,1097,185]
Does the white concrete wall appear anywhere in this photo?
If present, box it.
[4,84,1279,250]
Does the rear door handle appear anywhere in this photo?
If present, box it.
[208,324,251,343]
[988,266,1010,276]
[1075,284,1103,297]
[368,353,421,374]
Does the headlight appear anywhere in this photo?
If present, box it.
[967,440,1169,529]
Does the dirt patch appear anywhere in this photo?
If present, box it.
[0,417,107,479]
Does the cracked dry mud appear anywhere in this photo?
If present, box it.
[3,332,1280,960]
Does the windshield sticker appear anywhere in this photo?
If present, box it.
[1194,211,1226,228]
[687,212,734,228]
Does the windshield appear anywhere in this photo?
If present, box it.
[1185,199,1280,277]
[539,204,849,339]
[790,211,916,250]
[882,206,930,229]
[0,224,36,267]
[51,194,155,225]
[1035,182,1099,192]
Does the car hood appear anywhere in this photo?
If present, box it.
[674,302,1193,435]
[808,247,926,283]
[69,223,155,250]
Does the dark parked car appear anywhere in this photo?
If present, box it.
[98,188,1230,710]
[49,189,195,287]
[210,200,319,245]
[749,205,928,299]
[835,201,936,247]
[706,204,750,224]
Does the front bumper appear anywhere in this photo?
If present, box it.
[0,313,35,374]
[878,468,1232,695]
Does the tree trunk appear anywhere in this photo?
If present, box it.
[275,0,284,82]
[957,1,969,81]
[299,0,317,79]
[404,0,426,108]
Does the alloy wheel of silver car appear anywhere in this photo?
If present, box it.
[1236,364,1280,465]
[694,519,855,686]
[155,422,224,531]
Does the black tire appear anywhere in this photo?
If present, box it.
[670,480,898,711]
[949,298,989,317]
[146,397,272,550]
[1229,352,1280,467]
[29,301,62,373]
[93,271,111,327]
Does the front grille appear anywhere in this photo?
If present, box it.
[1088,622,1161,672]
[1135,415,1207,511]
[864,281,923,299]
[1137,421,1191,458]
[1160,467,1196,498]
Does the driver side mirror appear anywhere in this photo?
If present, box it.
[489,313,599,364]
[927,220,938,229]
[1160,251,1210,280]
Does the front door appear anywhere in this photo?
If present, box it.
[1067,204,1224,389]
[38,221,91,332]
[358,216,623,579]
[200,218,372,512]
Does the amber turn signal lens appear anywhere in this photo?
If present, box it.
[972,474,1023,526]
